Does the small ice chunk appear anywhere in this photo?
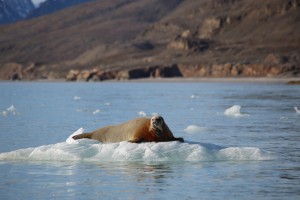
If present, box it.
[190,94,199,99]
[138,111,146,116]
[184,125,207,134]
[224,105,248,117]
[7,105,16,112]
[3,105,20,115]
[294,107,300,114]
[73,96,81,100]
[93,109,100,115]
[2,111,8,116]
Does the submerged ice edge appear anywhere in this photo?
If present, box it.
[0,132,273,163]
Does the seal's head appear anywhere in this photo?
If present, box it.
[150,114,165,137]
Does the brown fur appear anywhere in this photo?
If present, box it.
[72,117,184,143]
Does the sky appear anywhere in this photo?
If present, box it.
[31,0,47,7]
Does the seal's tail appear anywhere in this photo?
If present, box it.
[72,132,92,140]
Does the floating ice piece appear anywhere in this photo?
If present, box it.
[105,102,111,106]
[138,111,146,116]
[294,107,300,114]
[73,96,81,100]
[93,109,100,115]
[2,105,20,116]
[0,139,272,162]
[7,105,16,112]
[224,105,249,117]
[2,111,8,116]
[184,125,207,134]
[0,129,273,162]
[190,94,199,99]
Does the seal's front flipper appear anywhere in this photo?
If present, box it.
[128,138,142,143]
[175,137,184,142]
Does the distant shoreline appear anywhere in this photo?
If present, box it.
[1,77,300,84]
[116,77,300,83]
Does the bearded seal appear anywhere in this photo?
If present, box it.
[72,115,184,143]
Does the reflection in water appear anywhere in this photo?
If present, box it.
[95,161,194,197]
[98,162,175,184]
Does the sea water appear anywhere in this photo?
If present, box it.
[0,81,299,199]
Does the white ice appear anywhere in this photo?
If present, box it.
[224,105,249,117]
[184,125,207,134]
[1,105,19,116]
[0,128,272,163]
[7,105,16,112]
[105,102,111,106]
[93,109,101,115]
[73,96,81,100]
[138,111,147,116]
[190,94,200,99]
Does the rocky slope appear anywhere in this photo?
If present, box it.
[0,0,299,81]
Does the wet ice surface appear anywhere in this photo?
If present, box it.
[0,82,299,199]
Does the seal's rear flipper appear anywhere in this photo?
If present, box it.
[72,132,92,140]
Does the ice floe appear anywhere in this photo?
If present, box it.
[1,105,20,116]
[0,128,272,163]
[184,125,208,134]
[224,105,249,117]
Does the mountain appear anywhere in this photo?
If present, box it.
[27,0,94,19]
[0,0,95,24]
[0,0,34,24]
[0,0,182,63]
[0,0,299,80]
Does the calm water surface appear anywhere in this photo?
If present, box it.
[0,81,299,199]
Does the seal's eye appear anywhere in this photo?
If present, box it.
[151,116,163,124]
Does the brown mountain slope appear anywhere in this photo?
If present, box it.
[0,0,182,63]
[78,0,300,77]
[0,0,299,80]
